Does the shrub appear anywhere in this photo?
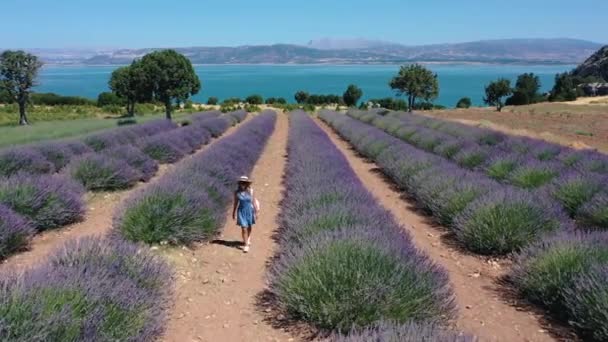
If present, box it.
[245,94,263,105]
[201,117,232,137]
[0,147,54,176]
[453,190,566,255]
[64,141,93,156]
[117,118,137,126]
[0,173,85,231]
[270,230,455,332]
[228,110,248,123]
[66,154,140,191]
[0,237,171,341]
[433,139,466,159]
[115,180,220,244]
[508,161,560,189]
[454,146,488,169]
[30,92,95,106]
[139,136,186,164]
[83,132,118,151]
[532,143,563,161]
[0,204,35,259]
[33,142,75,170]
[97,91,125,107]
[576,192,608,230]
[564,265,608,341]
[332,321,475,342]
[102,146,158,182]
[551,172,604,216]
[511,231,608,313]
[455,97,472,109]
[207,96,219,105]
[485,153,520,181]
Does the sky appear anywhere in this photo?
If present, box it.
[1,0,607,48]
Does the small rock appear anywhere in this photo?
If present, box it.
[427,233,435,238]
[221,278,226,283]
[469,272,481,278]
[465,305,473,309]
[150,246,159,251]
[202,279,210,284]
[277,314,285,321]
[187,298,193,302]
[253,320,259,325]
[216,270,222,274]
[177,313,185,319]
[205,315,211,319]
[191,258,198,263]
[264,308,272,313]
[538,329,547,334]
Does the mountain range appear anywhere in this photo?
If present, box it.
[19,38,604,65]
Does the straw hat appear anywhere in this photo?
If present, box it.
[238,175,253,183]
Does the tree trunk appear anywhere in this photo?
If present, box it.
[165,100,172,120]
[127,102,135,117]
[18,101,28,125]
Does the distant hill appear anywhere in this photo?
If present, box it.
[19,38,604,65]
[572,45,608,81]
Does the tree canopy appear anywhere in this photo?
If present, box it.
[109,61,151,116]
[389,64,439,112]
[0,50,43,125]
[483,78,512,111]
[294,91,309,104]
[342,84,363,107]
[456,97,472,108]
[140,49,201,119]
[549,72,578,102]
[506,73,542,106]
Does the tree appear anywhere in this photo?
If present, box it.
[276,97,287,104]
[342,84,363,107]
[246,94,263,105]
[484,78,512,111]
[0,50,43,125]
[265,97,277,104]
[549,72,577,102]
[97,92,124,107]
[389,64,439,112]
[456,97,472,108]
[140,50,201,120]
[294,91,309,104]
[109,61,151,116]
[207,96,218,105]
[506,73,541,105]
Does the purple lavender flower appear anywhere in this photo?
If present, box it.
[0,204,35,259]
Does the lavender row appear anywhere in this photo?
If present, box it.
[268,110,457,335]
[0,112,242,260]
[348,110,608,230]
[113,111,275,245]
[0,236,172,341]
[320,110,573,255]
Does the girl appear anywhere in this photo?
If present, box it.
[232,176,259,253]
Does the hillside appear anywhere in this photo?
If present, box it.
[24,38,603,65]
[572,45,608,81]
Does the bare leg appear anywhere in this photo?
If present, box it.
[246,227,253,245]
[241,228,247,246]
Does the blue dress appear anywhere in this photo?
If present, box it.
[236,191,256,228]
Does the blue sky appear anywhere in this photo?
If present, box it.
[1,0,606,48]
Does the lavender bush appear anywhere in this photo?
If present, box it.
[269,111,455,332]
[550,172,604,216]
[0,173,85,231]
[331,321,476,342]
[33,142,76,170]
[201,116,232,137]
[511,231,608,312]
[0,147,54,176]
[0,236,172,341]
[564,265,608,341]
[453,190,566,255]
[0,204,35,259]
[576,192,608,230]
[66,153,140,191]
[139,135,187,164]
[102,145,159,181]
[114,111,276,245]
[228,109,248,123]
[508,160,560,189]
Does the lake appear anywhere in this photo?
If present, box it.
[36,64,575,107]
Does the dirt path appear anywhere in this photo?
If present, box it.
[0,118,249,273]
[315,118,577,342]
[162,113,295,342]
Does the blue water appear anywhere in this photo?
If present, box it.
[36,64,574,107]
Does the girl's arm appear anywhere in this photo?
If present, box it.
[250,188,259,214]
[232,192,238,220]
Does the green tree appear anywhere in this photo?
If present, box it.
[265,97,277,104]
[97,92,124,107]
[245,94,263,105]
[207,96,218,105]
[549,72,577,102]
[484,78,512,111]
[456,97,472,108]
[109,61,151,116]
[342,84,363,107]
[140,49,201,120]
[294,91,309,104]
[0,50,43,125]
[389,64,439,112]
[276,97,287,104]
[506,73,541,105]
